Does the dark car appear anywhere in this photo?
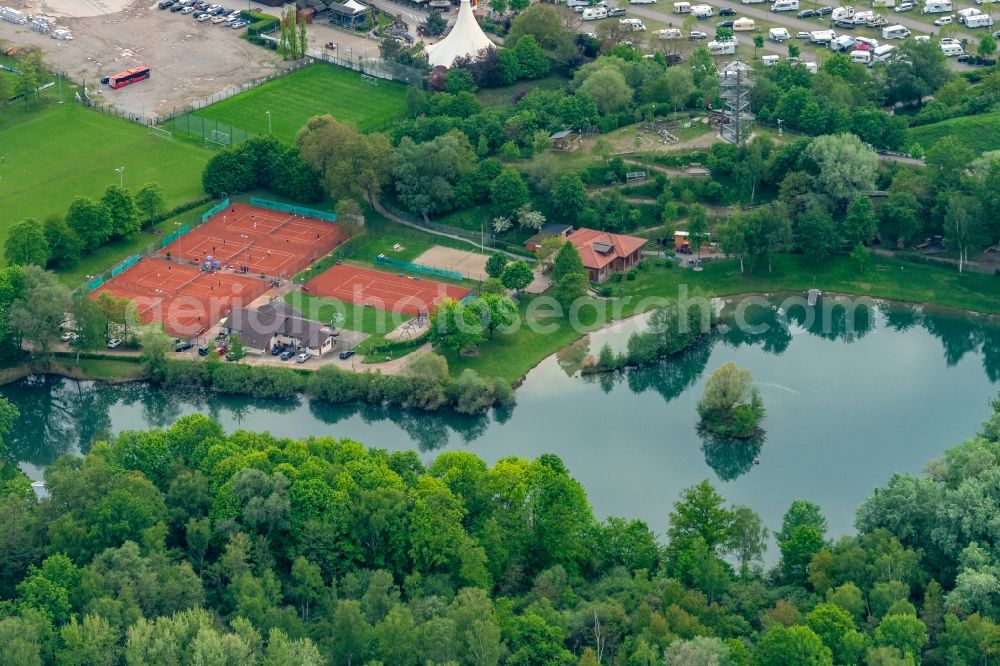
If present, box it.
[608,6,625,16]
[198,345,209,356]
[158,0,175,8]
[719,7,736,15]
[796,8,817,17]
[280,349,295,361]
[339,350,356,360]
[170,3,185,11]
[175,341,194,352]
[717,20,734,28]
[957,53,971,62]
[818,5,833,14]
[271,344,286,356]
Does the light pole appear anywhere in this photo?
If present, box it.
[115,166,125,188]
[265,110,272,135]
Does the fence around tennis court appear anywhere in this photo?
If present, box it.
[375,254,464,282]
[248,197,337,223]
[202,198,231,223]
[88,253,142,292]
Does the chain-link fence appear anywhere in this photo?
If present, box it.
[308,49,424,87]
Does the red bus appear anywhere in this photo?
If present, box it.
[108,66,150,89]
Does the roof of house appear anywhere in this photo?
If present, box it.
[525,224,574,247]
[329,0,367,16]
[227,301,330,349]
[567,228,647,271]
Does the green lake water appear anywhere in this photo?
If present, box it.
[4,297,998,547]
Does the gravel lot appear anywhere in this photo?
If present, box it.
[0,0,286,119]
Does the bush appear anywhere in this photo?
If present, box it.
[599,286,613,297]
[626,270,638,281]
[613,273,624,283]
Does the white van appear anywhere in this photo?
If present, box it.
[691,3,714,16]
[771,0,799,10]
[831,6,854,20]
[620,17,647,29]
[581,6,608,19]
[850,49,872,63]
[966,13,994,26]
[881,24,909,37]
[761,54,780,66]
[708,38,737,53]
[940,42,965,55]
[673,1,691,10]
[658,27,683,38]
[872,43,896,61]
[921,1,951,13]
[769,26,790,40]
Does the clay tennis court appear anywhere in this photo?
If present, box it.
[304,264,470,316]
[95,257,268,337]
[165,202,346,278]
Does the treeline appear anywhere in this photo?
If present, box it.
[201,136,325,203]
[4,181,178,270]
[3,396,1000,663]
[149,351,514,416]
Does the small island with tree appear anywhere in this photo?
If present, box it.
[696,362,766,439]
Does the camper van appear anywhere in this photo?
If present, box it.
[771,0,799,11]
[830,34,856,50]
[871,43,896,61]
[940,42,965,55]
[810,29,837,43]
[708,38,737,54]
[966,12,994,26]
[733,16,756,29]
[957,7,982,21]
[882,24,910,37]
[850,49,872,63]
[742,0,766,4]
[976,0,998,5]
[691,3,714,16]
[620,17,647,29]
[831,6,855,20]
[581,6,608,19]
[761,54,780,66]
[872,0,895,7]
[769,26,790,39]
[673,1,692,10]
[658,27,684,38]
[921,1,951,13]
[629,0,657,4]
[803,61,818,73]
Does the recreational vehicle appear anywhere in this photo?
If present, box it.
[871,43,896,61]
[658,27,684,38]
[761,54,780,66]
[742,0,767,4]
[957,7,982,21]
[803,61,818,73]
[771,0,799,11]
[830,34,856,50]
[872,0,895,7]
[810,29,837,43]
[881,24,910,37]
[620,17,647,29]
[733,16,756,29]
[629,0,657,4]
[769,26,790,39]
[940,42,965,55]
[691,3,714,17]
[566,0,591,8]
[966,12,994,26]
[921,1,951,13]
[673,1,692,10]
[831,6,854,20]
[581,6,608,19]
[850,49,872,63]
[708,38,737,53]
[976,0,998,5]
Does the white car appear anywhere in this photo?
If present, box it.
[934,14,953,24]
[894,2,914,10]
[296,351,310,363]
[689,30,708,38]
[60,331,79,342]
[107,338,123,349]
[195,12,211,21]
[180,5,195,13]
[211,14,227,23]
[796,30,811,38]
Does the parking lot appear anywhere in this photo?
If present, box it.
[0,0,285,119]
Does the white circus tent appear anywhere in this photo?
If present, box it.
[426,0,494,68]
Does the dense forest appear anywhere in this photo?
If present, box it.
[0,392,999,664]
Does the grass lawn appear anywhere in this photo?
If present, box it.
[190,63,408,141]
[475,74,570,107]
[1,100,210,268]
[908,109,1000,154]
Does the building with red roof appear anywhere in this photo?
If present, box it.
[566,228,647,283]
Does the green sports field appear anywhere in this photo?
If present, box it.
[0,102,210,266]
[187,63,408,142]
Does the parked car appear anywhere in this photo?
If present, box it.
[198,345,209,356]
[957,53,970,61]
[689,30,708,38]
[216,344,227,356]
[271,344,286,356]
[894,1,914,9]
[195,12,211,21]
[717,19,734,27]
[181,6,196,13]
[818,6,833,14]
[296,352,310,363]
[230,20,247,28]
[175,341,194,352]
[934,14,953,24]
[211,15,227,23]
[60,331,77,342]
[797,8,817,17]
[107,338,122,349]
[719,7,736,15]
[339,350,356,360]
[608,7,626,16]
[158,0,175,8]
[280,349,295,360]
[796,30,811,38]
[170,3,186,11]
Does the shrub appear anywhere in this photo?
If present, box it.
[626,270,638,281]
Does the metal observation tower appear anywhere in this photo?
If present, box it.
[719,60,754,146]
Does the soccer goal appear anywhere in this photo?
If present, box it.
[209,129,230,145]
[148,124,173,141]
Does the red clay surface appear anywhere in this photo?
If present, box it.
[304,264,470,316]
[95,257,268,337]
[166,202,346,278]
